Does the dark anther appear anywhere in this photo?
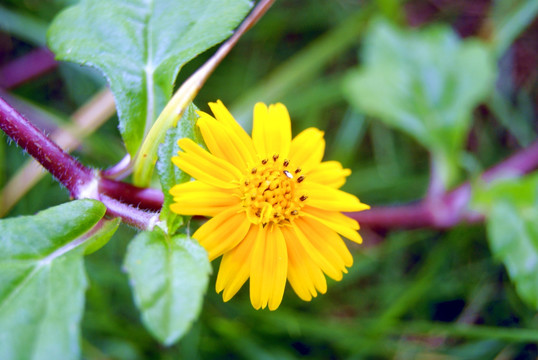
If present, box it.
[291,210,298,215]
[300,195,308,201]
[273,154,279,161]
[251,167,257,174]
[295,168,302,174]
[261,159,268,165]
[283,159,289,167]
[256,210,261,217]
[244,179,250,186]
[297,175,305,183]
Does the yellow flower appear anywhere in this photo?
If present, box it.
[170,100,369,310]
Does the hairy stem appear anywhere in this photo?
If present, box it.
[0,96,93,197]
[0,96,158,229]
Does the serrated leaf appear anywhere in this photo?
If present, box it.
[124,230,211,345]
[156,103,200,234]
[48,0,252,156]
[343,19,496,186]
[473,173,538,309]
[0,200,108,360]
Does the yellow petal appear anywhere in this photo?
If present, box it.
[296,216,353,268]
[307,161,351,188]
[207,100,257,156]
[289,128,325,172]
[172,138,242,189]
[293,218,347,280]
[252,103,292,159]
[216,225,259,301]
[197,115,256,170]
[302,206,363,244]
[281,224,341,281]
[170,181,240,217]
[300,181,370,212]
[250,224,288,310]
[193,206,250,261]
[286,228,327,301]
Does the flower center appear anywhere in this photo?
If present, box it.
[240,154,307,225]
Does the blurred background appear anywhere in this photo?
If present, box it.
[1,0,537,358]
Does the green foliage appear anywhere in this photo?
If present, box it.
[124,230,211,346]
[48,0,252,156]
[84,218,121,255]
[0,200,114,360]
[473,173,538,310]
[343,19,496,187]
[490,0,538,57]
[156,104,200,234]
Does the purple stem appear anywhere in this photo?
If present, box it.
[99,178,163,212]
[0,96,93,197]
[350,141,538,229]
[101,154,133,180]
[0,48,57,89]
[100,195,159,230]
[0,96,158,229]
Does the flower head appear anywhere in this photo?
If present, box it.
[170,100,369,310]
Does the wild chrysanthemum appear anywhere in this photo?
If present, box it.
[170,100,369,310]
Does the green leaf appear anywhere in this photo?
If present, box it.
[343,19,496,186]
[156,103,200,234]
[84,218,121,255]
[490,0,538,57]
[0,200,107,360]
[124,230,211,345]
[48,0,252,156]
[473,173,538,310]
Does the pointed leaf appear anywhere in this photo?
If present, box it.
[343,20,496,186]
[48,0,252,155]
[124,230,211,345]
[473,173,538,309]
[156,104,200,234]
[0,200,108,360]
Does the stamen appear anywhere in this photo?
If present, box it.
[241,156,307,225]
